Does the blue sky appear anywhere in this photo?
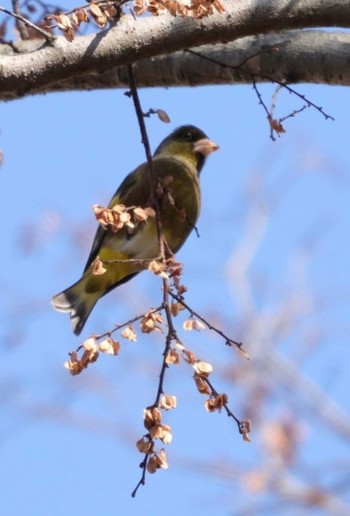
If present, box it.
[1,54,350,514]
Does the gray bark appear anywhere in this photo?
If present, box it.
[1,0,350,100]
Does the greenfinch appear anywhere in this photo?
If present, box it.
[51,125,218,335]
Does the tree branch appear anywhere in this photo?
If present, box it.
[11,0,30,40]
[1,0,350,99]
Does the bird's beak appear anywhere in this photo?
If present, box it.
[193,138,219,156]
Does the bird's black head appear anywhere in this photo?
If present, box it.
[170,125,208,144]
[154,125,217,174]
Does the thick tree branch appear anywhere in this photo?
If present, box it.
[2,31,350,99]
[53,31,350,93]
[1,0,350,99]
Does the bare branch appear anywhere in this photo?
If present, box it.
[0,5,55,41]
[126,64,167,260]
[11,0,30,40]
[169,292,247,355]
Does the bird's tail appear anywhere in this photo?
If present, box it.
[51,279,98,336]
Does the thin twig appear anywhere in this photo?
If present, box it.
[126,63,250,495]
[0,5,55,41]
[11,0,30,39]
[61,0,128,17]
[127,60,176,406]
[251,79,275,138]
[237,45,281,69]
[127,63,177,497]
[279,104,308,123]
[185,48,334,140]
[131,456,148,498]
[126,62,177,406]
[174,333,248,438]
[89,304,164,343]
[154,315,175,404]
[131,298,177,496]
[126,64,166,261]
[169,291,247,355]
[205,377,241,427]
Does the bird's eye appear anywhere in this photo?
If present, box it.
[182,131,194,142]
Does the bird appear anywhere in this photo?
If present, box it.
[51,125,218,335]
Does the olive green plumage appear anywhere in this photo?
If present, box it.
[51,125,217,335]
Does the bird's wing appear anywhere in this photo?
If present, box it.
[83,156,198,273]
[83,163,150,272]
